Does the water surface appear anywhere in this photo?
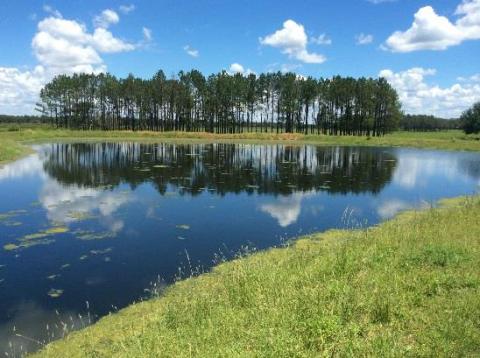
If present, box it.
[0,142,479,354]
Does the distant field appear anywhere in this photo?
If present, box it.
[33,196,480,357]
[1,126,479,167]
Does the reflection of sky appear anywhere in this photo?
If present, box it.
[260,191,315,227]
[0,150,131,233]
[392,149,478,189]
[1,144,480,355]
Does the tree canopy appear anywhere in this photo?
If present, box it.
[400,114,461,132]
[461,102,480,134]
[37,70,402,136]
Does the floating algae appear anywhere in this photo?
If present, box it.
[0,209,27,221]
[4,239,55,251]
[4,244,18,251]
[67,211,94,221]
[90,248,112,255]
[47,288,64,298]
[76,231,116,241]
[176,224,190,230]
[153,164,169,168]
[3,221,22,227]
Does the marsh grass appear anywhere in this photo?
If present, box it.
[32,196,480,357]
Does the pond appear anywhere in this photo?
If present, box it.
[1,142,479,354]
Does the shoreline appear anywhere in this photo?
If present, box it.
[1,128,480,168]
[33,195,480,357]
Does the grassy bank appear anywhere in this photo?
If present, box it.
[34,196,480,357]
[1,126,480,166]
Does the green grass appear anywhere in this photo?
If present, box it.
[33,196,480,357]
[1,126,480,167]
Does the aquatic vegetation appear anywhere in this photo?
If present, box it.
[4,226,70,251]
[3,221,22,226]
[3,243,18,251]
[67,211,94,221]
[0,209,27,221]
[176,224,190,230]
[47,288,64,298]
[4,239,55,251]
[90,248,113,255]
[76,232,116,241]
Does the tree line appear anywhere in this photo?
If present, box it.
[400,114,462,132]
[36,70,402,136]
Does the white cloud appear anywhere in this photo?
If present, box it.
[260,19,326,64]
[356,33,374,45]
[143,27,152,41]
[92,28,135,53]
[310,33,332,45]
[0,66,46,115]
[0,11,137,114]
[458,73,480,82]
[119,4,136,14]
[385,1,480,52]
[42,4,62,18]
[380,67,480,118]
[183,45,199,58]
[93,9,120,29]
[228,63,255,75]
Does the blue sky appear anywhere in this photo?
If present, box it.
[0,0,479,117]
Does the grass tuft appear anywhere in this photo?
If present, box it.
[32,196,480,357]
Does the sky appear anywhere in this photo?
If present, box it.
[0,0,479,118]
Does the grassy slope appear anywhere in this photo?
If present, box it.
[1,126,480,167]
[34,197,480,357]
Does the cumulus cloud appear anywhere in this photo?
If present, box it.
[380,67,480,118]
[119,4,136,14]
[31,16,135,75]
[93,9,120,29]
[183,45,199,57]
[228,63,255,75]
[0,10,138,114]
[310,33,332,45]
[385,0,480,52]
[355,33,374,45]
[260,20,326,64]
[0,66,46,115]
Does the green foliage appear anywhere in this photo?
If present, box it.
[34,197,480,357]
[462,102,480,134]
[401,114,461,132]
[37,71,401,136]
